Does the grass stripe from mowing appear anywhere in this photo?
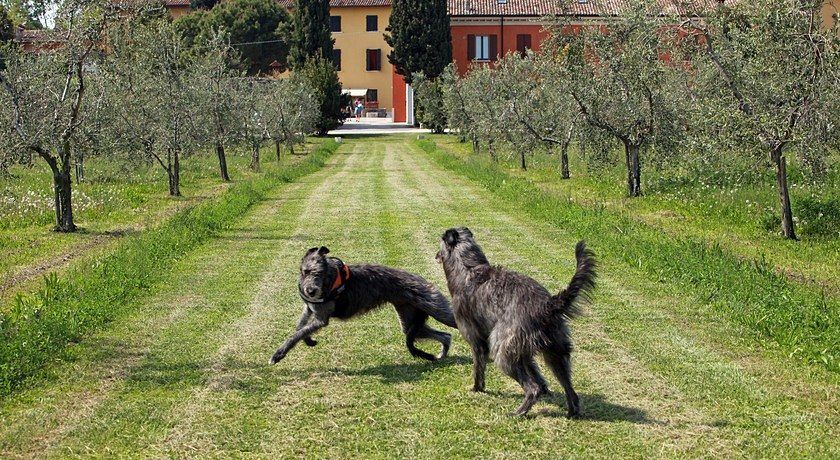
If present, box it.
[417,139,838,373]
[0,141,340,396]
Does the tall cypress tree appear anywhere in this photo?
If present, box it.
[288,0,334,69]
[385,0,451,84]
[0,5,14,44]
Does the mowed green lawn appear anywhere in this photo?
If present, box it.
[1,135,837,458]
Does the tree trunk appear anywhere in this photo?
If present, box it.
[771,146,797,240]
[168,148,181,197]
[216,142,230,182]
[74,154,85,183]
[560,124,573,180]
[53,166,76,232]
[560,144,570,179]
[519,149,526,171]
[471,137,480,155]
[250,144,260,172]
[488,140,498,163]
[624,142,641,197]
[275,140,281,161]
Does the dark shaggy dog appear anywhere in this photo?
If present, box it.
[437,228,597,417]
[269,246,457,365]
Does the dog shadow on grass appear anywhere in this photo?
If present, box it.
[483,389,658,424]
[327,355,472,384]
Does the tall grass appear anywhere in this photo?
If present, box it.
[418,139,839,373]
[0,141,339,395]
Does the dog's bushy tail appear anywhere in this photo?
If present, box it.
[550,241,597,319]
[413,287,457,329]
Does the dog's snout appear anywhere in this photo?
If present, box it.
[305,286,318,296]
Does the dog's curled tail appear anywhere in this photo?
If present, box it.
[550,241,597,319]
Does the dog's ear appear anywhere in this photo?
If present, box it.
[443,229,459,247]
[317,246,330,256]
[461,227,474,238]
[306,247,319,255]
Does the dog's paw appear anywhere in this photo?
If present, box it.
[304,337,318,347]
[470,385,486,393]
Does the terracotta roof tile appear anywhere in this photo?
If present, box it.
[276,0,392,7]
[14,28,56,43]
[448,0,732,17]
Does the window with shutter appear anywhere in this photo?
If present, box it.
[516,34,532,55]
[366,49,381,71]
[366,15,378,31]
[332,49,341,71]
[472,35,492,60]
[488,35,498,61]
[329,16,341,32]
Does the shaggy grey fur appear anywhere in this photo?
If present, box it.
[437,228,597,417]
[270,246,457,365]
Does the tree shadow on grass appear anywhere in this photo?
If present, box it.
[327,355,472,384]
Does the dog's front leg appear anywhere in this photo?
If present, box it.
[470,342,489,392]
[294,305,318,347]
[270,308,331,364]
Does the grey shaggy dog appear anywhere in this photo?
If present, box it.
[437,228,597,417]
[270,246,457,365]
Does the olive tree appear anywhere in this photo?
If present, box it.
[194,31,243,181]
[0,0,109,231]
[493,53,580,177]
[262,76,317,158]
[682,0,840,239]
[105,16,203,196]
[549,1,684,196]
[237,78,271,172]
[442,64,504,161]
[412,72,447,134]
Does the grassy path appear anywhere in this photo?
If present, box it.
[1,135,836,458]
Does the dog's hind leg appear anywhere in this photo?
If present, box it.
[544,350,580,418]
[525,359,550,396]
[498,355,544,416]
[395,305,440,361]
[412,324,452,359]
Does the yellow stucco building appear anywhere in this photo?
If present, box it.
[327,1,397,117]
[823,0,840,28]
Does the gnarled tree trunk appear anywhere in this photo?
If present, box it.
[275,140,282,161]
[250,144,260,172]
[216,141,230,182]
[53,168,76,232]
[771,145,796,240]
[42,151,76,232]
[624,141,642,197]
[167,147,181,197]
[560,145,570,179]
[74,153,85,183]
